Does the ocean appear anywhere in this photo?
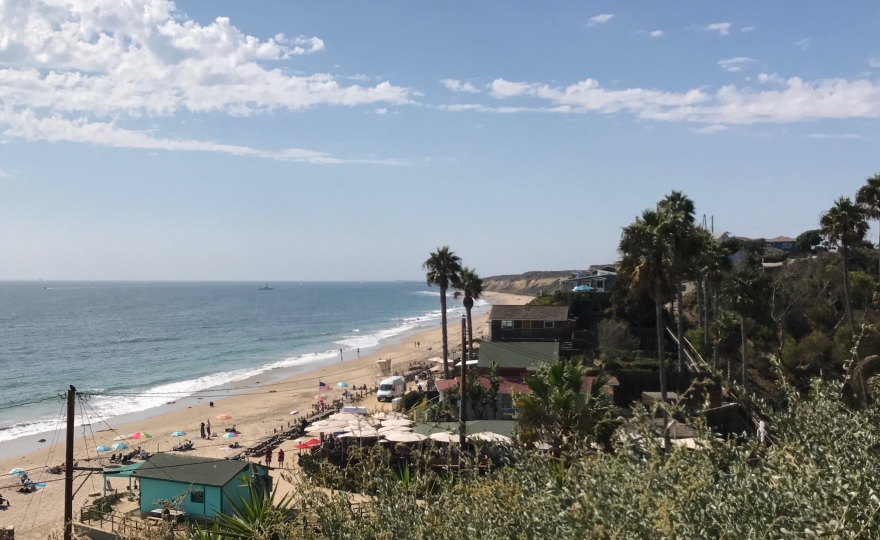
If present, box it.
[0,281,486,443]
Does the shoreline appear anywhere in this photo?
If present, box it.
[0,291,532,540]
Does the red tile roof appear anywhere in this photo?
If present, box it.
[766,236,796,243]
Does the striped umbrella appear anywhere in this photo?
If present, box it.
[129,432,152,440]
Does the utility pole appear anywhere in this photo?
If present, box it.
[64,385,76,540]
[459,316,467,447]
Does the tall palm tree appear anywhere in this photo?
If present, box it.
[820,197,868,332]
[855,173,880,278]
[700,237,732,371]
[453,267,483,361]
[423,246,462,379]
[721,267,766,391]
[658,191,698,374]
[619,209,677,400]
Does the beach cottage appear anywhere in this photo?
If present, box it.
[131,453,271,518]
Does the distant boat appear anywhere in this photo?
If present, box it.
[259,283,273,291]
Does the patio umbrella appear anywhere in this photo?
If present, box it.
[328,412,361,422]
[216,414,232,420]
[223,432,238,438]
[468,432,512,444]
[428,432,459,443]
[111,442,129,450]
[381,419,413,428]
[8,468,27,476]
[293,438,320,449]
[377,425,412,435]
[337,381,348,387]
[383,432,427,443]
[337,426,379,438]
[95,445,112,452]
[129,432,152,440]
[171,430,186,437]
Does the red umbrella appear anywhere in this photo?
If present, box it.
[293,438,320,450]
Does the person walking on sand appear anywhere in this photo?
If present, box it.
[265,447,272,466]
[200,422,205,439]
[277,449,285,467]
[206,420,211,439]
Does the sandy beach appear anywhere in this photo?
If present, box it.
[0,291,531,538]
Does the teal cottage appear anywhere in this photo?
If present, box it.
[130,453,272,518]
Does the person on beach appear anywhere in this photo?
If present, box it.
[206,420,212,439]
[265,448,272,466]
[277,449,285,467]
[339,348,343,362]
[200,422,205,439]
[357,347,360,357]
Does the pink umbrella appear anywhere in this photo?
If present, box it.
[129,432,152,440]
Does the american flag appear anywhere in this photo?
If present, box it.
[318,381,330,391]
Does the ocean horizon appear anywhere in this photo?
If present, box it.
[0,281,487,443]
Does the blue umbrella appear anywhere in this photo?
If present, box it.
[337,381,348,388]
[8,468,26,476]
[111,442,129,450]
[95,445,111,452]
[171,430,186,437]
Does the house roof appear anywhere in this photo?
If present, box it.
[487,305,569,321]
[131,452,256,487]
[478,341,560,371]
[766,236,796,243]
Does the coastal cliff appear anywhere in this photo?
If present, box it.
[481,270,575,297]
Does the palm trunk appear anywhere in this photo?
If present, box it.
[466,306,474,361]
[713,285,720,373]
[842,241,855,334]
[676,287,684,373]
[655,297,667,401]
[440,285,450,379]
[703,280,710,364]
[741,315,748,392]
[460,316,468,446]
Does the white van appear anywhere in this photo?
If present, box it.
[377,376,406,402]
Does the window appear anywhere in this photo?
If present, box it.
[543,321,554,328]
[783,242,792,248]
[191,490,204,503]
[501,320,514,329]
[379,384,393,391]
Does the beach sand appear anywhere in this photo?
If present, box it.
[0,291,531,538]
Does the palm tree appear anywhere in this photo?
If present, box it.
[820,197,868,332]
[618,209,677,400]
[423,246,462,379]
[513,358,615,452]
[453,267,483,361]
[855,173,880,278]
[658,191,698,374]
[700,238,732,371]
[721,267,767,391]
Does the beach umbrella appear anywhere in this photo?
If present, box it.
[383,432,427,444]
[216,414,232,420]
[223,432,238,438]
[313,394,327,401]
[8,468,27,476]
[428,432,458,444]
[381,419,413,428]
[468,432,512,444]
[111,442,129,450]
[95,445,112,452]
[113,434,130,441]
[130,432,152,440]
[171,430,186,437]
[336,426,379,438]
[293,438,320,449]
[337,381,348,387]
[377,425,412,435]
[327,412,360,422]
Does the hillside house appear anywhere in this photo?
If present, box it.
[487,305,571,341]
[559,265,618,293]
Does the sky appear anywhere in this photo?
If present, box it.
[1,1,879,280]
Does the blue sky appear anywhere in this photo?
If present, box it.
[1,1,879,280]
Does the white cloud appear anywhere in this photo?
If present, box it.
[0,170,9,177]
[445,75,880,127]
[805,133,861,139]
[440,79,480,93]
[741,26,756,33]
[0,0,411,158]
[375,108,387,115]
[717,57,756,72]
[869,58,880,68]
[587,14,614,27]
[649,30,665,37]
[794,38,811,50]
[691,125,728,134]
[0,109,405,165]
[700,23,731,36]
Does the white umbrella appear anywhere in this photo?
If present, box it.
[428,432,459,443]
[373,411,408,420]
[468,432,512,444]
[377,425,412,435]
[309,420,349,430]
[383,432,427,443]
[381,419,413,428]
[337,426,379,438]
[113,434,130,441]
[427,357,444,364]
[328,412,361,422]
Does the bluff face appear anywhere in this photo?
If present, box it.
[482,271,575,296]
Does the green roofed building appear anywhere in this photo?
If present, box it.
[130,453,271,518]
[477,341,559,375]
